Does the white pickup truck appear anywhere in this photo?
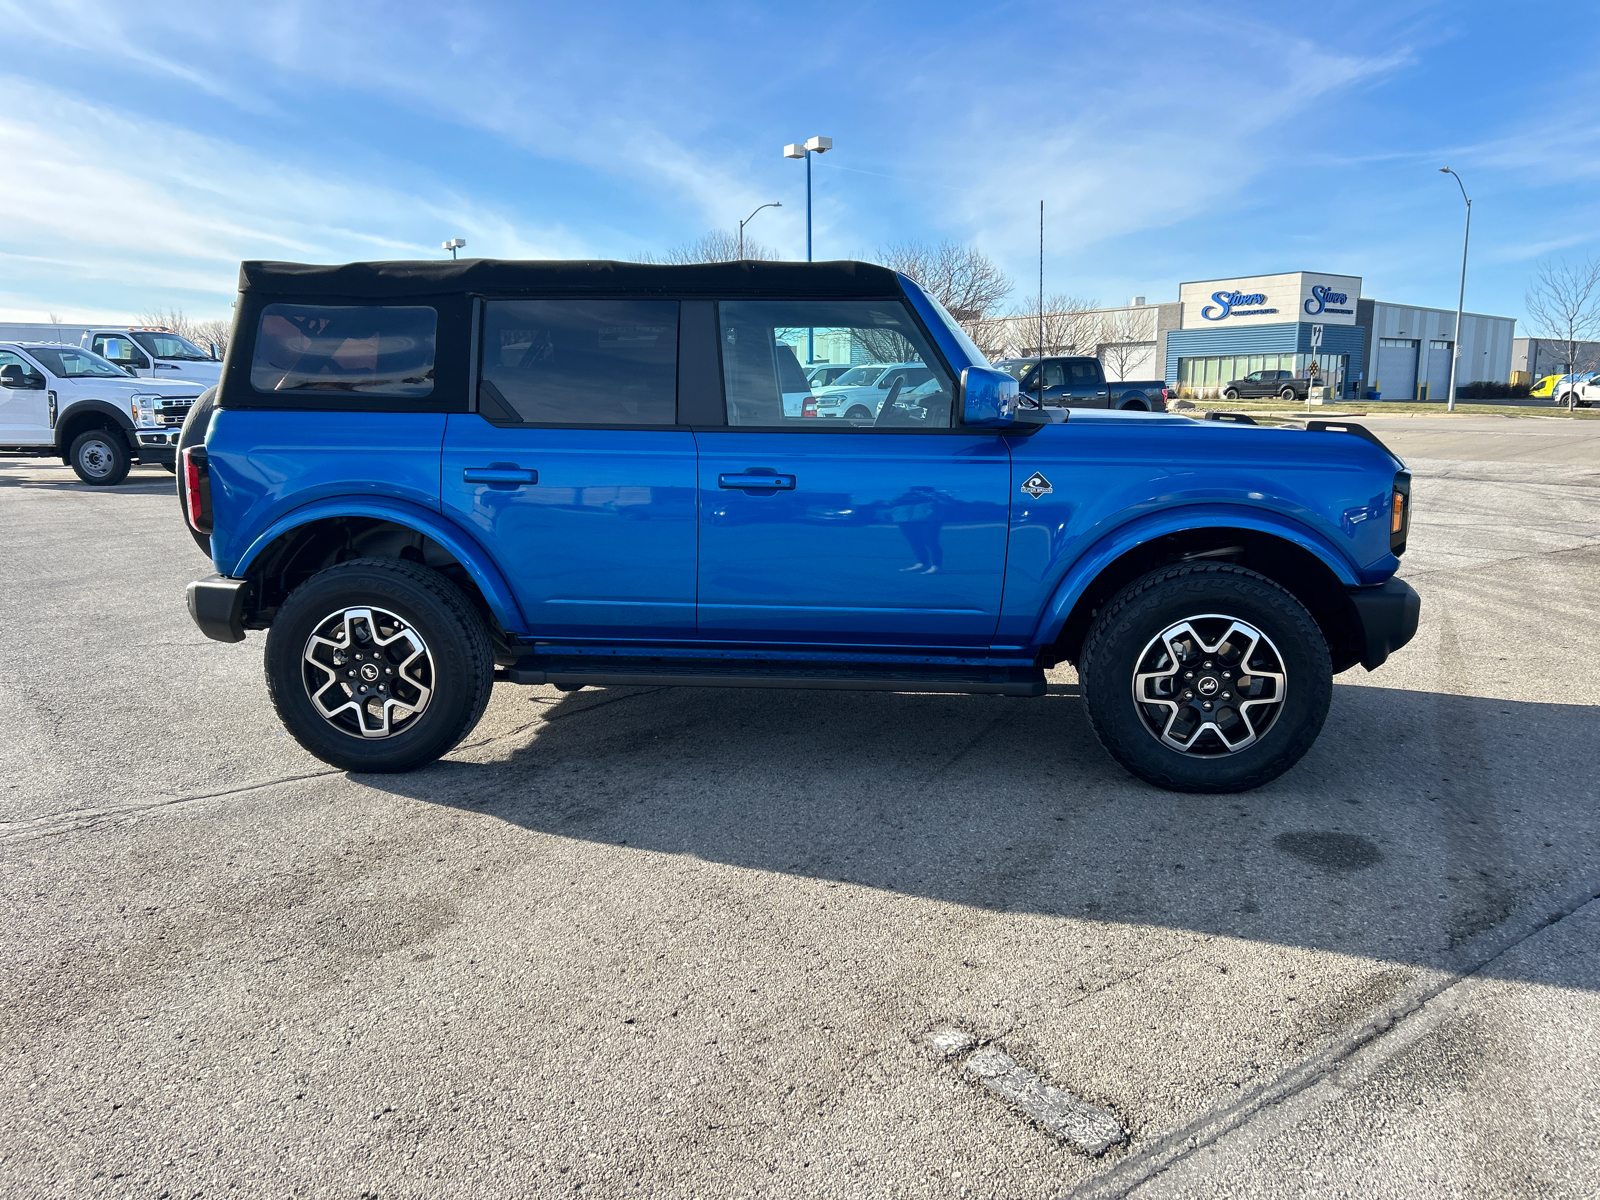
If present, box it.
[0,323,224,388]
[1557,376,1597,409]
[0,341,209,484]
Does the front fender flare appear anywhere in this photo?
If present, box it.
[1032,504,1362,647]
[232,496,530,636]
[55,399,135,452]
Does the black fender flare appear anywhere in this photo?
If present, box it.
[54,398,135,454]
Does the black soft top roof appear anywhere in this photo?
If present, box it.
[237,258,906,299]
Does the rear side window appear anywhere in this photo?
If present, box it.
[478,300,677,426]
[251,304,437,397]
[1068,359,1100,383]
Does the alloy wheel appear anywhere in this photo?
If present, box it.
[301,606,433,738]
[1131,614,1286,755]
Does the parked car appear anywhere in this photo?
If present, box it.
[0,341,204,483]
[805,363,853,389]
[0,322,224,387]
[991,356,1166,411]
[812,362,936,420]
[1223,370,1309,401]
[180,257,1419,794]
[1555,376,1598,408]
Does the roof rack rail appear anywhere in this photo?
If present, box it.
[1203,411,1258,425]
[1305,420,1392,453]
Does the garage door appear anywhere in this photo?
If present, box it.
[1376,339,1418,400]
[1426,341,1454,398]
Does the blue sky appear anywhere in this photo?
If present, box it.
[1,0,1596,329]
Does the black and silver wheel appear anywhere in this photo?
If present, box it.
[1081,563,1332,793]
[265,558,493,772]
[69,428,131,486]
[1223,387,1240,400]
[846,405,872,420]
[1279,387,1297,401]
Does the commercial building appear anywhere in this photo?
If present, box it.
[1512,336,1600,384]
[989,271,1516,400]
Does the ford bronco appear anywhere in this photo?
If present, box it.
[180,259,1418,793]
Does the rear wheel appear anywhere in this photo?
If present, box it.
[1080,563,1332,793]
[1279,387,1297,401]
[265,558,493,773]
[1119,398,1148,411]
[68,428,131,486]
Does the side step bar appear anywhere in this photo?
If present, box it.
[499,657,1047,697]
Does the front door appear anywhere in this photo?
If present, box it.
[92,334,151,378]
[0,351,49,441]
[439,299,698,640]
[697,297,1010,647]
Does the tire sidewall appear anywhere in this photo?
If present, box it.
[70,429,130,485]
[1082,567,1332,793]
[265,563,488,772]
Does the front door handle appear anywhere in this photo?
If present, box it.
[463,466,538,485]
[719,472,795,490]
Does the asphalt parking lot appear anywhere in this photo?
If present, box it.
[2,416,1598,1199]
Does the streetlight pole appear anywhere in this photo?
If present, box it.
[738,202,781,260]
[1439,168,1471,412]
[442,238,465,260]
[784,136,832,361]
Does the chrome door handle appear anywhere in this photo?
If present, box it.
[463,466,538,485]
[718,472,795,490]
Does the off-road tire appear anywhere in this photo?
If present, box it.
[265,558,494,773]
[69,428,131,486]
[1080,563,1332,793]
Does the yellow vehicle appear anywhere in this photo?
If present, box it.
[1530,375,1563,397]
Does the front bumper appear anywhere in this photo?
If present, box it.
[187,575,250,643]
[133,427,179,464]
[1348,576,1420,670]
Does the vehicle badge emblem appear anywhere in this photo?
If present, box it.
[1020,472,1053,498]
[1197,676,1219,696]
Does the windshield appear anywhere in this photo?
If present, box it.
[130,331,215,360]
[832,366,887,387]
[26,347,132,378]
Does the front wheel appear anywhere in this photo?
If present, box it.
[69,428,131,486]
[1080,563,1332,793]
[265,558,494,772]
[1223,388,1240,400]
[845,406,872,420]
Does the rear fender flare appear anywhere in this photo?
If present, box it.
[233,497,530,635]
[1032,504,1361,646]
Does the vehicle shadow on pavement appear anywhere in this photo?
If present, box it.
[367,679,1598,983]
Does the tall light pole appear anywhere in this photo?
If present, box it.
[738,202,781,260]
[442,238,465,260]
[782,136,832,262]
[1439,168,1471,412]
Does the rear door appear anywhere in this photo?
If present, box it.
[1065,358,1110,406]
[440,298,698,639]
[696,297,1010,647]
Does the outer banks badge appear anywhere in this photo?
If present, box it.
[1020,471,1053,499]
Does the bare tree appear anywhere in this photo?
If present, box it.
[1006,293,1101,357]
[1094,308,1158,381]
[1526,257,1600,410]
[647,230,779,264]
[46,311,63,324]
[138,306,231,356]
[874,241,1013,349]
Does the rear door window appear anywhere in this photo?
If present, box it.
[478,299,677,426]
[252,304,437,397]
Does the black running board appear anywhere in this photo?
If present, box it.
[499,657,1047,697]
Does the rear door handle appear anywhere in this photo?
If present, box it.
[464,466,538,485]
[719,472,795,490]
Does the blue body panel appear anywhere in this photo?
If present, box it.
[997,412,1400,645]
[694,430,1010,646]
[440,416,698,639]
[207,409,446,574]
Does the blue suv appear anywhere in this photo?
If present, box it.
[179,259,1418,793]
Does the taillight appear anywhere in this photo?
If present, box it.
[1390,471,1410,555]
[801,396,819,418]
[183,445,212,534]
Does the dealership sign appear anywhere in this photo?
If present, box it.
[1180,272,1362,329]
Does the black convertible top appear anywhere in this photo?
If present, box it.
[237,258,905,299]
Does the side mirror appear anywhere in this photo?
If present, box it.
[960,366,1021,427]
[0,364,25,388]
[123,364,140,376]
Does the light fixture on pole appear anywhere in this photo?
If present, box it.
[442,238,466,260]
[782,136,832,263]
[738,202,781,260]
[1439,168,1471,413]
